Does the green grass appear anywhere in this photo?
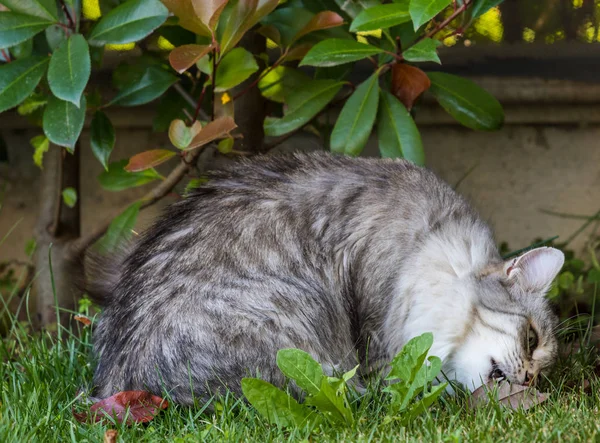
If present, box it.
[1,304,599,443]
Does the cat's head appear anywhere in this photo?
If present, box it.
[448,247,563,390]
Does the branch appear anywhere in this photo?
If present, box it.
[71,149,204,255]
[173,83,210,121]
[403,0,473,52]
[59,0,76,30]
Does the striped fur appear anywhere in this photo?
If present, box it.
[90,152,563,403]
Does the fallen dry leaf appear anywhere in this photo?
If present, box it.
[391,63,431,111]
[73,391,169,425]
[73,315,92,327]
[469,380,548,410]
[104,429,118,443]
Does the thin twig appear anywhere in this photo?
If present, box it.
[403,0,473,52]
[192,83,208,123]
[562,209,600,247]
[211,48,218,121]
[0,48,11,62]
[59,0,76,30]
[453,162,479,190]
[173,83,210,121]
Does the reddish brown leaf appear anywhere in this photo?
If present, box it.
[169,44,214,74]
[74,315,92,327]
[125,150,177,172]
[73,391,169,425]
[161,0,211,36]
[186,116,237,150]
[391,63,431,111]
[104,429,118,443]
[285,44,313,61]
[469,381,548,410]
[191,0,229,29]
[292,11,344,44]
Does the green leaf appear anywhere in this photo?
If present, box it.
[276,349,324,396]
[217,137,234,154]
[0,0,59,21]
[18,93,47,116]
[95,201,142,253]
[386,332,433,382]
[30,134,49,168]
[258,66,311,103]
[98,160,162,191]
[402,38,441,64]
[45,24,66,51]
[558,271,574,290]
[377,90,424,165]
[241,378,314,428]
[397,355,442,411]
[218,0,258,55]
[10,38,33,59]
[401,382,447,424]
[215,48,259,92]
[88,0,169,46]
[42,95,86,152]
[0,56,49,113]
[470,0,502,19]
[300,39,384,67]
[330,73,379,156]
[409,0,451,30]
[264,79,343,137]
[48,34,91,106]
[305,378,353,424]
[109,67,178,106]
[588,269,600,284]
[427,72,504,131]
[61,187,77,208]
[0,12,53,48]
[153,89,193,132]
[350,3,411,33]
[91,111,116,171]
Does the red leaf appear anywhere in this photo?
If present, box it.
[391,63,431,110]
[125,150,176,172]
[169,44,214,74]
[191,0,229,29]
[73,391,169,425]
[186,116,237,150]
[74,315,92,326]
[293,11,344,44]
[161,0,211,37]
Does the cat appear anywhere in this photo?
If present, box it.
[89,152,563,405]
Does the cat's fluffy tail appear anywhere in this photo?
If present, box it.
[83,246,128,307]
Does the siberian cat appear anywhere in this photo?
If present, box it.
[90,152,563,404]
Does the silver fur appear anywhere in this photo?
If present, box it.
[90,152,563,404]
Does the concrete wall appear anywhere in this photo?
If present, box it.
[1,77,599,264]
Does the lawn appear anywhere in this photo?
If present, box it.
[1,305,599,443]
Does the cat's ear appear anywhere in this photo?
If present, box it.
[504,247,564,293]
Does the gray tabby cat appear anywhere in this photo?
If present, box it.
[90,152,563,404]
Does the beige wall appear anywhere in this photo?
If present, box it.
[1,77,599,264]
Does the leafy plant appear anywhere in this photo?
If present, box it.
[0,0,507,325]
[242,332,445,429]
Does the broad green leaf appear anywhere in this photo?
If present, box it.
[125,149,176,172]
[18,93,47,115]
[276,349,324,396]
[91,111,116,171]
[48,34,91,106]
[62,187,77,208]
[0,56,49,113]
[588,268,600,284]
[409,0,451,30]
[401,382,447,424]
[258,66,311,103]
[264,79,343,137]
[98,160,162,191]
[30,134,49,168]
[300,39,383,67]
[0,0,59,21]
[260,7,314,47]
[88,0,169,46]
[214,48,259,92]
[305,378,353,424]
[398,355,443,411]
[377,90,424,165]
[332,0,380,19]
[470,0,502,19]
[241,378,314,428]
[95,201,142,253]
[427,72,504,131]
[386,332,433,382]
[218,0,258,55]
[350,3,411,33]
[42,95,86,152]
[0,12,53,50]
[168,119,201,149]
[45,24,66,50]
[402,38,441,64]
[330,73,379,156]
[184,176,209,195]
[10,38,33,59]
[109,67,178,106]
